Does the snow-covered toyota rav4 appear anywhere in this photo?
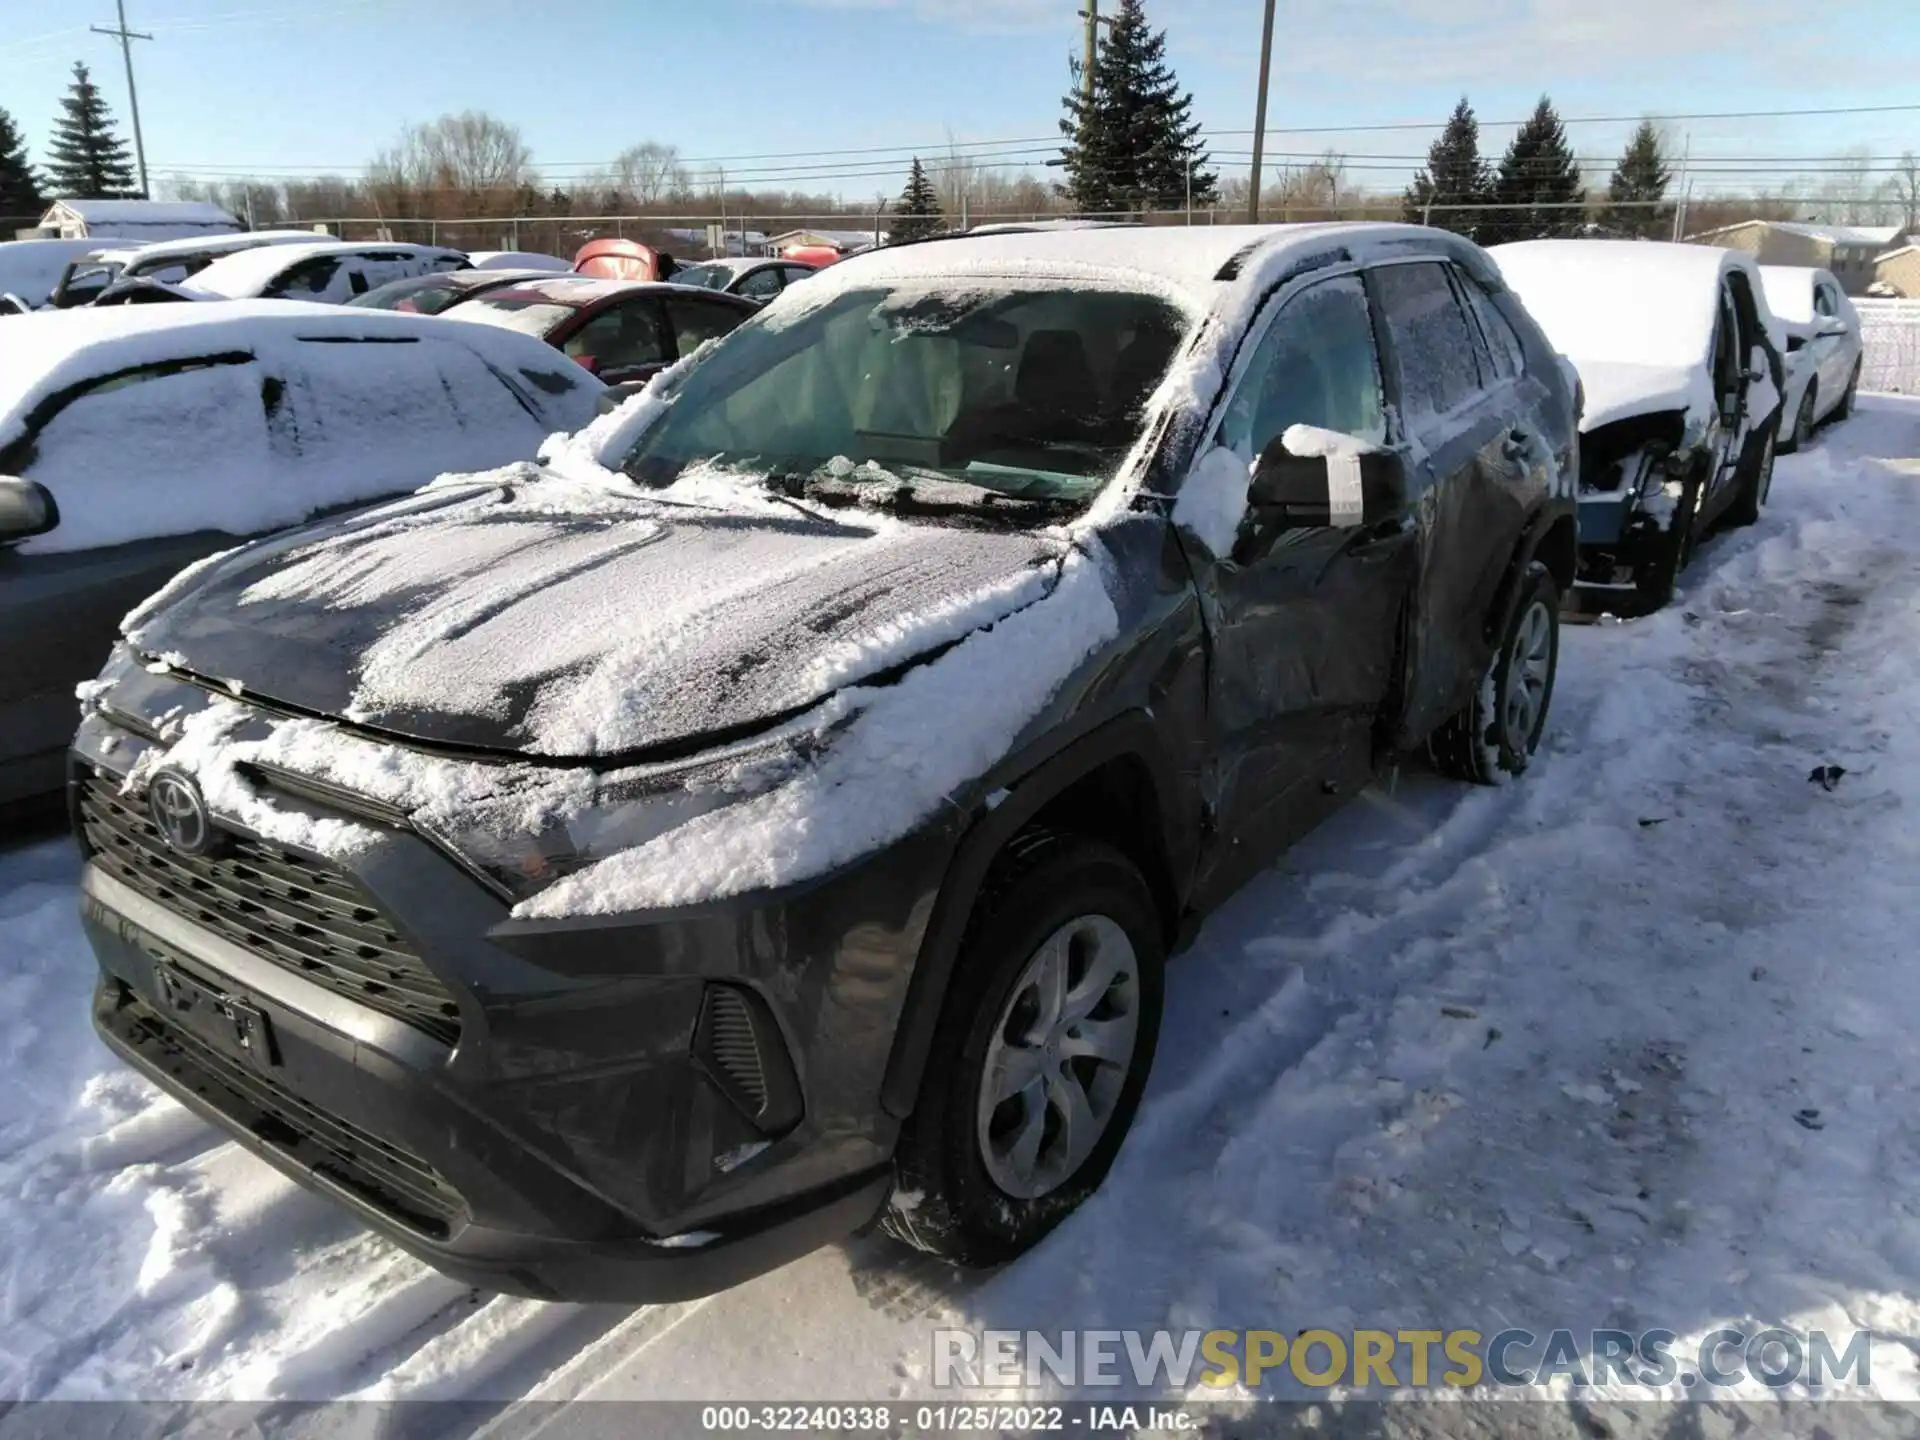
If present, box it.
[71,222,1576,1301]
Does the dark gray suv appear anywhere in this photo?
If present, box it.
[71,223,1578,1301]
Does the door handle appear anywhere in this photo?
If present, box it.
[1501,427,1530,463]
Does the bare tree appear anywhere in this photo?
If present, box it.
[368,111,533,218]
[613,142,687,206]
[1881,150,1920,232]
[938,130,979,225]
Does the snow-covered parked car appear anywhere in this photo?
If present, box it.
[1759,265,1863,450]
[174,241,470,305]
[1490,239,1785,615]
[68,222,1575,1301]
[0,301,604,804]
[0,238,114,313]
[45,230,318,309]
[464,250,571,272]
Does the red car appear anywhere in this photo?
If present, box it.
[443,276,758,386]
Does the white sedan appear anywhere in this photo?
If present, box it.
[1758,265,1864,450]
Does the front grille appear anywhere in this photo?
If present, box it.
[78,766,462,1045]
[108,988,465,1237]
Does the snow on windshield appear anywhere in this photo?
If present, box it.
[622,281,1191,506]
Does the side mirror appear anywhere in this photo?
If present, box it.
[1816,315,1850,338]
[1248,435,1405,532]
[0,477,58,543]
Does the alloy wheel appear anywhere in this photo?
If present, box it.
[976,914,1141,1200]
[1502,599,1554,749]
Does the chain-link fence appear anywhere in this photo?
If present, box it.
[1857,299,1920,394]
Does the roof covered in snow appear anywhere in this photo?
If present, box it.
[85,229,319,267]
[787,221,1493,309]
[182,241,467,299]
[41,199,241,240]
[1689,218,1905,249]
[1757,265,1825,326]
[0,300,589,459]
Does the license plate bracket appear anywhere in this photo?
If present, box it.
[153,959,280,1074]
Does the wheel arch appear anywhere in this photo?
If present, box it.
[878,711,1193,1120]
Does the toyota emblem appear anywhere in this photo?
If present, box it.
[148,770,218,857]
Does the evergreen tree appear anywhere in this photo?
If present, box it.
[1485,95,1584,244]
[1057,0,1216,215]
[1402,97,1492,240]
[1599,119,1673,239]
[0,105,42,221]
[890,158,944,243]
[45,62,139,199]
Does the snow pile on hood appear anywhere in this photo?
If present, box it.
[519,542,1120,914]
[1489,240,1775,432]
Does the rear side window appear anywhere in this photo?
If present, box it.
[270,337,549,494]
[1217,274,1386,458]
[19,360,272,554]
[1371,261,1486,421]
[1813,284,1836,318]
[1459,274,1526,382]
[664,296,748,351]
[564,301,667,381]
[737,267,784,300]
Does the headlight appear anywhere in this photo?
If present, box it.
[419,726,821,903]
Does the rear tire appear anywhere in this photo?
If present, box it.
[882,833,1165,1267]
[1724,428,1775,529]
[1430,563,1560,786]
[1834,360,1861,421]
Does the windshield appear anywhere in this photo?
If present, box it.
[669,263,731,291]
[350,274,457,312]
[450,296,579,337]
[622,282,1189,508]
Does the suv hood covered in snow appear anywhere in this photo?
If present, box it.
[125,475,1065,762]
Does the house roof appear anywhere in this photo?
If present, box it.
[1690,218,1904,248]
[44,199,239,228]
[1877,244,1920,264]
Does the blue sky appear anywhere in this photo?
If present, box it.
[0,0,1914,201]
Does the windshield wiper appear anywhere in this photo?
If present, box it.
[790,471,1082,522]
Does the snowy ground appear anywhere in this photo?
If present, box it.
[5,398,1920,1430]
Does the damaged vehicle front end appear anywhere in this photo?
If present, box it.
[1490,239,1785,615]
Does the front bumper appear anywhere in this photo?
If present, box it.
[71,688,957,1301]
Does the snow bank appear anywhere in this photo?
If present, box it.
[519,542,1119,914]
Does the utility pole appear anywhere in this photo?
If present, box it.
[1076,3,1114,108]
[1246,0,1277,223]
[91,0,152,199]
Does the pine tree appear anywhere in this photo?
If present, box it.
[1402,97,1492,240]
[0,105,42,221]
[891,158,944,243]
[45,62,139,199]
[1485,96,1584,244]
[1057,0,1216,215]
[1599,120,1673,239]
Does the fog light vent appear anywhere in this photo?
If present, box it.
[693,983,802,1135]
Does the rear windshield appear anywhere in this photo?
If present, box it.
[667,263,731,291]
[623,281,1190,506]
[452,295,579,337]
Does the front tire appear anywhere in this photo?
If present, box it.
[1724,428,1775,529]
[1430,562,1560,786]
[883,833,1165,1267]
[1781,385,1815,454]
